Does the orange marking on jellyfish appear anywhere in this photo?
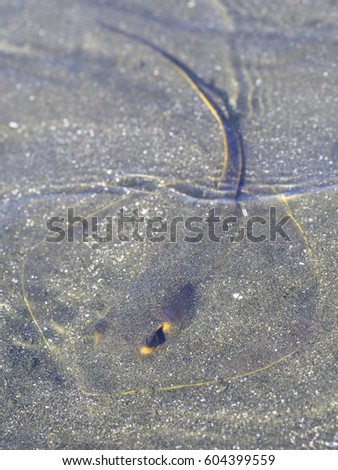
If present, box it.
[139,284,196,356]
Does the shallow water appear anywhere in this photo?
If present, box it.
[2,0,337,449]
[23,194,317,395]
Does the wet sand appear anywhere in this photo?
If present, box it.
[1,0,337,449]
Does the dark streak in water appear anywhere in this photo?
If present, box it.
[161,283,196,327]
[98,20,244,200]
